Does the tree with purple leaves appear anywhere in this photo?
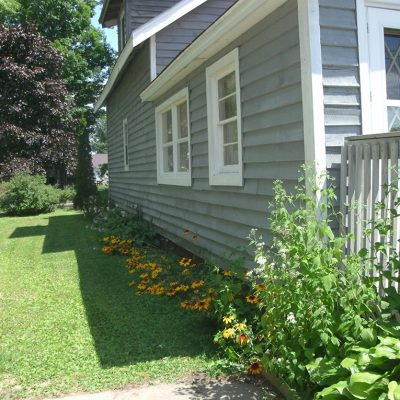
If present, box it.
[0,25,77,182]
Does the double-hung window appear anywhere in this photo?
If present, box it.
[368,7,400,133]
[206,48,243,186]
[155,88,191,186]
[122,117,129,171]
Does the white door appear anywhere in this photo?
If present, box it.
[368,8,400,133]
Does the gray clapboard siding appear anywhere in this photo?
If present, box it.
[155,0,236,74]
[319,0,361,171]
[126,0,181,34]
[107,0,304,262]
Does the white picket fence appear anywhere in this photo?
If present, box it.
[340,132,400,293]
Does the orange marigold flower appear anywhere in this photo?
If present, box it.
[179,258,192,267]
[247,362,262,375]
[175,284,190,292]
[180,300,191,309]
[246,295,260,304]
[166,289,176,297]
[237,335,248,346]
[191,280,205,289]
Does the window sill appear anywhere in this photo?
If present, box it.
[209,173,243,186]
[157,173,191,186]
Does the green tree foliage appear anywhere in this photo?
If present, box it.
[91,112,108,154]
[0,0,19,23]
[16,0,115,112]
[74,114,97,210]
[4,0,115,202]
[0,25,76,180]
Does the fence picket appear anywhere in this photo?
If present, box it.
[341,133,400,295]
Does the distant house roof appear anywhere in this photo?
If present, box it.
[94,0,209,111]
[92,154,108,168]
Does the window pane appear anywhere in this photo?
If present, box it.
[223,121,238,144]
[178,141,189,172]
[218,71,236,99]
[388,106,400,132]
[162,110,172,143]
[385,30,400,100]
[219,94,237,121]
[177,102,188,138]
[163,145,173,172]
[224,143,238,166]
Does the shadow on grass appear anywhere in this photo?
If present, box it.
[10,213,215,368]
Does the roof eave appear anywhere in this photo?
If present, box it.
[140,0,288,102]
[94,35,135,112]
[94,0,209,110]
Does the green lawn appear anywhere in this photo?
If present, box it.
[0,210,215,399]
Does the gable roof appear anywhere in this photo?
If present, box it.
[95,0,209,111]
[140,0,286,102]
[100,0,122,27]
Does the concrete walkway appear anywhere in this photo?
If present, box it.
[47,377,280,400]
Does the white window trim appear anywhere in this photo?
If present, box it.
[155,87,191,186]
[123,117,129,171]
[358,0,400,134]
[206,48,243,187]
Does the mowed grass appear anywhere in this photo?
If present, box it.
[0,210,215,399]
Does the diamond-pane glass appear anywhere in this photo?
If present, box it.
[388,106,400,132]
[385,30,400,100]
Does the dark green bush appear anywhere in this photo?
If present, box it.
[93,207,156,247]
[0,173,61,215]
[58,186,76,204]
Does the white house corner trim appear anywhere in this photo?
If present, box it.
[357,0,372,135]
[298,0,326,177]
[150,35,157,81]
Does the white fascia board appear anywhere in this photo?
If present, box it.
[365,0,400,9]
[141,0,287,102]
[131,0,208,47]
[94,35,134,112]
[94,0,209,111]
[298,0,326,177]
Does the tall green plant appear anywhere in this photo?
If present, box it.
[248,173,378,394]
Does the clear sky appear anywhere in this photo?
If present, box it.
[92,4,118,51]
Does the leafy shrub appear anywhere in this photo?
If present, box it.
[58,186,76,204]
[314,336,400,399]
[247,177,378,394]
[0,173,61,215]
[310,182,400,399]
[94,207,156,247]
